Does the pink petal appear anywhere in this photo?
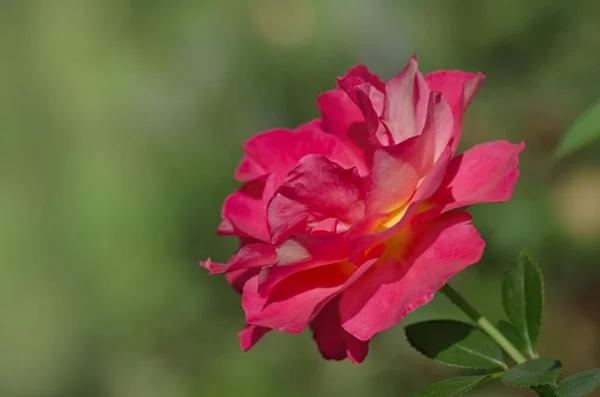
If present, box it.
[234,127,358,185]
[234,156,265,183]
[422,92,454,162]
[340,211,485,341]
[345,333,370,363]
[221,188,270,242]
[346,123,376,167]
[425,70,485,151]
[364,89,455,215]
[316,90,370,175]
[239,324,270,351]
[355,84,389,145]
[217,219,236,236]
[366,146,419,214]
[310,218,344,234]
[338,76,390,146]
[258,213,388,296]
[244,258,379,333]
[310,297,369,363]
[431,141,525,212]
[365,118,436,214]
[348,152,453,267]
[382,57,430,144]
[242,264,349,333]
[267,154,366,244]
[234,128,290,182]
[350,146,454,266]
[337,64,386,92]
[426,70,485,116]
[208,243,277,275]
[415,148,454,203]
[227,267,261,294]
[317,89,362,138]
[200,257,226,273]
[348,207,415,267]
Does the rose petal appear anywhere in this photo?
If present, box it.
[422,92,454,162]
[208,243,277,274]
[426,70,485,116]
[227,267,261,294]
[366,147,419,214]
[310,218,344,234]
[348,200,420,267]
[337,64,386,92]
[382,56,430,144]
[350,145,454,266]
[244,258,379,333]
[243,263,350,333]
[340,211,485,341]
[267,154,366,244]
[364,90,454,215]
[239,324,270,352]
[234,127,358,185]
[425,70,485,151]
[317,89,363,138]
[200,257,226,273]
[202,251,272,294]
[338,76,390,146]
[221,188,270,242]
[347,123,376,166]
[414,148,453,202]
[365,116,437,214]
[258,213,388,296]
[310,297,369,363]
[217,219,236,236]
[356,84,389,145]
[316,90,370,175]
[431,141,525,212]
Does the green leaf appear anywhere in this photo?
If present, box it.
[413,375,494,397]
[502,251,544,357]
[497,320,528,354]
[556,368,600,397]
[406,320,506,370]
[501,358,562,387]
[533,385,559,396]
[555,99,600,158]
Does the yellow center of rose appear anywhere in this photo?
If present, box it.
[370,199,436,265]
[378,202,410,230]
[380,227,413,263]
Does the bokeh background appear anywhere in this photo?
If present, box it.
[2,1,600,396]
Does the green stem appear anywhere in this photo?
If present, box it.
[441,284,527,365]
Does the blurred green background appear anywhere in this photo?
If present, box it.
[2,1,600,396]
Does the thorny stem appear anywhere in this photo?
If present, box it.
[441,284,528,365]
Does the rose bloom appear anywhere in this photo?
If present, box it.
[202,57,524,364]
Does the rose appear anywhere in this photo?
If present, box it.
[201,56,524,363]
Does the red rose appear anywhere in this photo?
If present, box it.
[202,57,524,364]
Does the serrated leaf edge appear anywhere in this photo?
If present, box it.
[405,321,507,370]
[556,368,600,397]
[525,251,544,356]
[412,375,495,397]
[532,385,560,397]
[503,250,544,358]
[501,359,562,388]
